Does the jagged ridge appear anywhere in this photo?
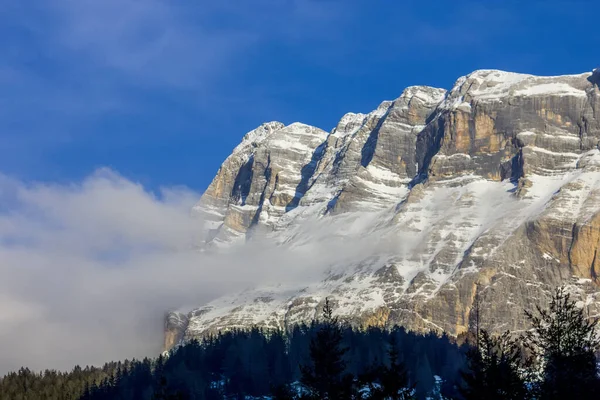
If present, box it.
[166,69,600,351]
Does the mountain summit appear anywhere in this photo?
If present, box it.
[165,69,600,351]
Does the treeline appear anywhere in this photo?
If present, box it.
[0,361,139,400]
[0,302,465,399]
[1,288,598,399]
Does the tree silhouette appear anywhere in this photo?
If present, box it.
[0,310,468,399]
[360,335,415,399]
[299,298,355,399]
[460,330,530,400]
[524,287,600,400]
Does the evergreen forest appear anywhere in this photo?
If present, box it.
[1,288,598,400]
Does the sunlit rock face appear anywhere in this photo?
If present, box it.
[164,312,189,352]
[165,69,600,350]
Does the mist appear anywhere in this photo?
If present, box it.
[0,166,516,375]
[0,168,393,374]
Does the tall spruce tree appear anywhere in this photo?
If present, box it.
[524,287,600,400]
[459,330,530,400]
[299,298,355,400]
[360,335,415,400]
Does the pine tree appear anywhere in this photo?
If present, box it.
[299,298,355,400]
[524,287,600,400]
[81,381,91,400]
[460,330,530,400]
[360,335,415,400]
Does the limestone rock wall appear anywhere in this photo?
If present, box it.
[165,68,600,350]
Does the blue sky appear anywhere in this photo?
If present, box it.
[1,0,599,191]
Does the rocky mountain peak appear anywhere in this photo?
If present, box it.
[400,85,447,105]
[333,112,368,137]
[234,121,285,153]
[170,68,600,351]
[442,69,591,111]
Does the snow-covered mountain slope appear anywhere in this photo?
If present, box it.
[166,68,600,350]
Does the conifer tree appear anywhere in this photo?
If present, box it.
[81,381,91,400]
[360,335,415,400]
[299,298,355,400]
[460,330,530,400]
[524,287,600,400]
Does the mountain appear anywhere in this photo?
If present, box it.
[165,68,600,351]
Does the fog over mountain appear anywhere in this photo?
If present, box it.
[0,169,386,373]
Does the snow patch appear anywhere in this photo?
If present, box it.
[515,82,587,97]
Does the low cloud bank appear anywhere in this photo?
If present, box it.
[0,169,388,374]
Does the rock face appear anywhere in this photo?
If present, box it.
[166,69,600,350]
[164,312,189,352]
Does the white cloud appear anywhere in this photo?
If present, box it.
[0,167,401,374]
[0,170,229,373]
